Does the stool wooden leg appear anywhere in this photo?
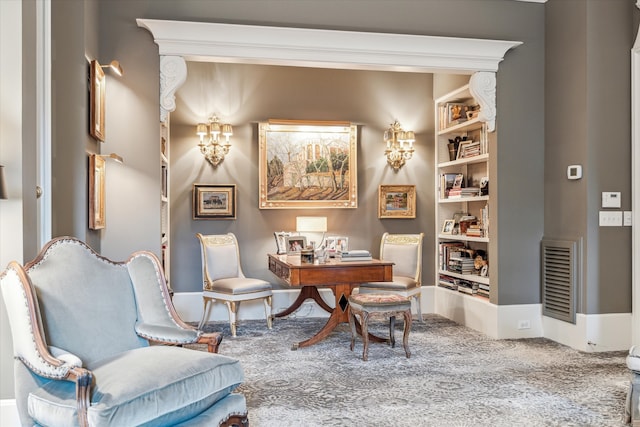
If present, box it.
[402,309,412,358]
[361,311,370,361]
[389,315,396,348]
[348,307,357,352]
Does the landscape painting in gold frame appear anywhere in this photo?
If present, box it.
[378,184,416,219]
[89,60,106,141]
[258,120,358,209]
[88,154,106,229]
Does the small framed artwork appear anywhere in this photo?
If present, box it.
[192,184,236,220]
[286,236,307,254]
[89,60,106,141]
[378,184,416,219]
[442,219,455,234]
[274,231,292,254]
[88,154,106,229]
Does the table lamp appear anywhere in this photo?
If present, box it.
[296,216,327,249]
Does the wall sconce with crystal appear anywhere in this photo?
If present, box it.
[196,116,233,167]
[384,120,415,171]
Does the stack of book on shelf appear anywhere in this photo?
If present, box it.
[477,283,490,298]
[465,224,484,238]
[457,279,478,295]
[448,251,475,275]
[438,274,458,291]
[339,250,372,262]
[448,187,480,199]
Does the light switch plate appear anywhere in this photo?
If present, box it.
[624,211,633,226]
[599,211,623,226]
[602,192,621,208]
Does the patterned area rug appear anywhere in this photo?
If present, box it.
[198,315,630,427]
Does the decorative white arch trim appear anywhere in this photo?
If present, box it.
[137,19,521,121]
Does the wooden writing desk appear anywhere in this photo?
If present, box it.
[267,254,393,349]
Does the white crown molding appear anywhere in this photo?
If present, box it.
[138,19,521,121]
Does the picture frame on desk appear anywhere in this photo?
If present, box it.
[192,184,236,220]
[378,184,416,219]
[258,120,358,209]
[325,236,349,253]
[273,231,292,254]
[286,236,307,254]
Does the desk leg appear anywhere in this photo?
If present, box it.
[275,286,333,318]
[291,284,385,349]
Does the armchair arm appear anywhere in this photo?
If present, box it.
[127,253,223,352]
[1,262,94,427]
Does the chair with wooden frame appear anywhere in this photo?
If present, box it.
[197,232,273,337]
[358,232,425,321]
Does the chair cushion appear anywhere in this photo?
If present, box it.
[349,293,411,312]
[628,346,640,372]
[209,277,272,295]
[359,275,417,292]
[28,346,244,427]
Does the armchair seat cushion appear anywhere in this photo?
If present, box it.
[28,346,244,427]
[208,277,272,295]
[359,275,417,291]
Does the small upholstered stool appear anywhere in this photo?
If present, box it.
[626,346,640,425]
[347,293,412,361]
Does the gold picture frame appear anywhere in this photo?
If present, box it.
[89,60,106,141]
[258,120,358,209]
[378,184,416,219]
[192,184,237,220]
[88,154,106,229]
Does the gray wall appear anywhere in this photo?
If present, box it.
[545,0,635,314]
[96,0,546,306]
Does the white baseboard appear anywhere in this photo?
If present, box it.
[543,312,632,352]
[0,399,19,426]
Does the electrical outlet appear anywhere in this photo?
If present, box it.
[517,320,531,330]
[624,211,633,226]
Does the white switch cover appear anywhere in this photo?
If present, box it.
[599,211,623,226]
[624,211,633,226]
[602,192,621,208]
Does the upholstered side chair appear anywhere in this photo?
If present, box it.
[197,232,273,337]
[358,232,425,321]
[0,236,248,427]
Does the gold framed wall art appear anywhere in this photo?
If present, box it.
[89,60,106,141]
[193,184,237,219]
[378,184,416,219]
[88,154,106,229]
[258,120,358,209]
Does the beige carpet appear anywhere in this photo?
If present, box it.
[197,314,630,427]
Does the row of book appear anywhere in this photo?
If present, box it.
[438,275,489,297]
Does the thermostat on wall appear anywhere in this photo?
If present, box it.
[567,165,582,180]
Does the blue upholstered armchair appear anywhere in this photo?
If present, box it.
[0,237,248,427]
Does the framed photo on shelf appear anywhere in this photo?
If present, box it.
[192,184,236,220]
[273,231,292,254]
[88,154,106,230]
[378,184,416,219]
[442,219,455,234]
[89,60,106,141]
[258,120,358,209]
[286,236,307,254]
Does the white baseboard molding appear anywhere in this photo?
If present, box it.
[543,312,632,352]
[0,399,19,426]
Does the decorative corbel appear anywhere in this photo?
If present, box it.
[159,55,187,122]
[469,71,497,132]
